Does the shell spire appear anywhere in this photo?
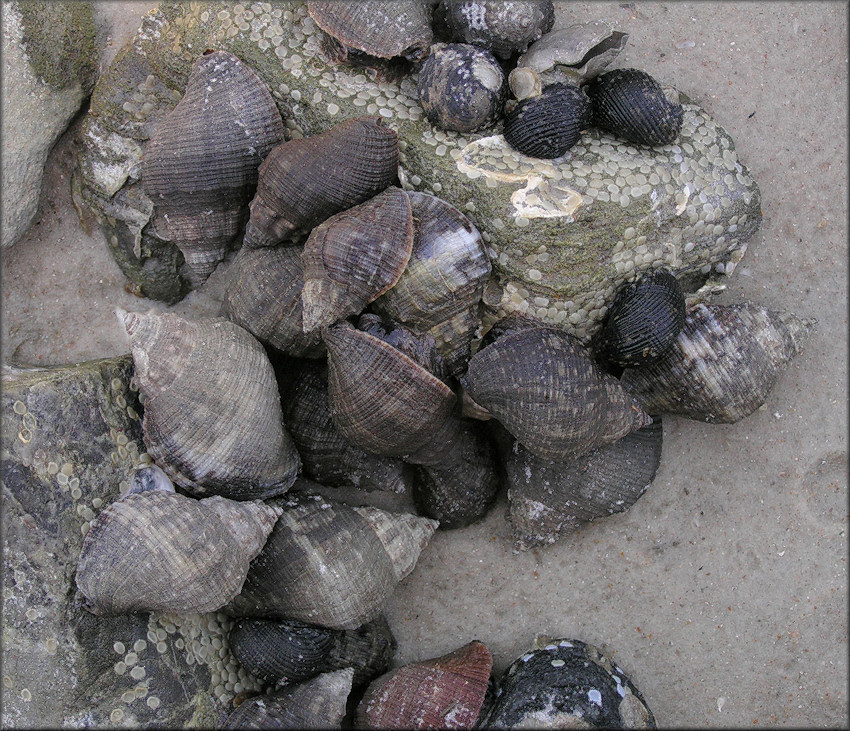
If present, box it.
[352,505,439,581]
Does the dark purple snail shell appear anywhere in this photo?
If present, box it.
[417,43,507,133]
[594,268,686,368]
[503,82,592,159]
[586,68,684,147]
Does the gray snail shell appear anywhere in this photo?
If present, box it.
[506,419,663,551]
[118,309,301,500]
[586,68,684,147]
[461,323,652,461]
[221,668,354,729]
[284,359,409,493]
[357,640,493,729]
[224,488,438,630]
[439,0,555,59]
[620,302,816,422]
[593,268,686,368]
[75,490,281,616]
[308,0,433,63]
[142,50,284,286]
[229,615,396,688]
[323,320,457,458]
[222,245,325,359]
[479,636,656,728]
[417,43,507,133]
[243,115,399,247]
[301,186,414,333]
[503,82,592,159]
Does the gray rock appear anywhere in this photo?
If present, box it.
[73,1,761,343]
[1,356,264,727]
[1,2,98,249]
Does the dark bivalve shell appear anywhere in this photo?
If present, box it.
[229,615,396,688]
[357,640,493,729]
[417,43,507,133]
[142,50,284,286]
[461,324,651,461]
[506,420,663,551]
[222,668,354,729]
[620,302,816,423]
[594,268,686,368]
[586,68,684,147]
[480,637,656,728]
[503,82,592,159]
[439,0,555,59]
[117,310,300,500]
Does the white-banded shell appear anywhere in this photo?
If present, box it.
[224,489,438,630]
[117,309,300,500]
[142,50,284,286]
[75,490,282,616]
[620,302,816,422]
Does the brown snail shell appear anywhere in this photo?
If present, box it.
[243,116,399,247]
[142,50,284,286]
[479,637,656,728]
[224,488,438,630]
[222,668,354,729]
[506,419,663,551]
[117,309,300,500]
[620,302,816,423]
[307,1,433,63]
[284,359,409,493]
[372,191,491,376]
[356,640,493,729]
[301,187,414,333]
[75,490,282,616]
[229,615,396,688]
[222,245,325,359]
[323,320,457,458]
[439,0,555,60]
[460,323,652,461]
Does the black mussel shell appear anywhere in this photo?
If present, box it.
[503,82,592,158]
[417,43,507,133]
[480,638,656,728]
[586,68,683,147]
[595,268,686,368]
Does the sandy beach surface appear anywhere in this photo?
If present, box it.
[2,2,847,727]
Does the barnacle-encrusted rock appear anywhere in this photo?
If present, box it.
[74,1,761,344]
[1,356,247,727]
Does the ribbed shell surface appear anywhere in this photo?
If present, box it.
[480,638,656,728]
[587,68,683,147]
[461,326,651,461]
[142,51,284,285]
[301,187,413,332]
[223,246,325,358]
[506,420,663,550]
[357,640,493,729]
[417,43,507,133]
[221,668,353,729]
[224,492,438,629]
[75,491,281,616]
[308,1,433,61]
[243,115,399,247]
[442,0,555,59]
[284,361,408,492]
[503,83,592,158]
[620,302,816,422]
[323,322,457,458]
[229,615,396,687]
[595,268,686,367]
[119,310,300,499]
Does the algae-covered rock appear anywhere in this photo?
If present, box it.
[0,356,262,727]
[74,1,761,341]
[2,1,98,249]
